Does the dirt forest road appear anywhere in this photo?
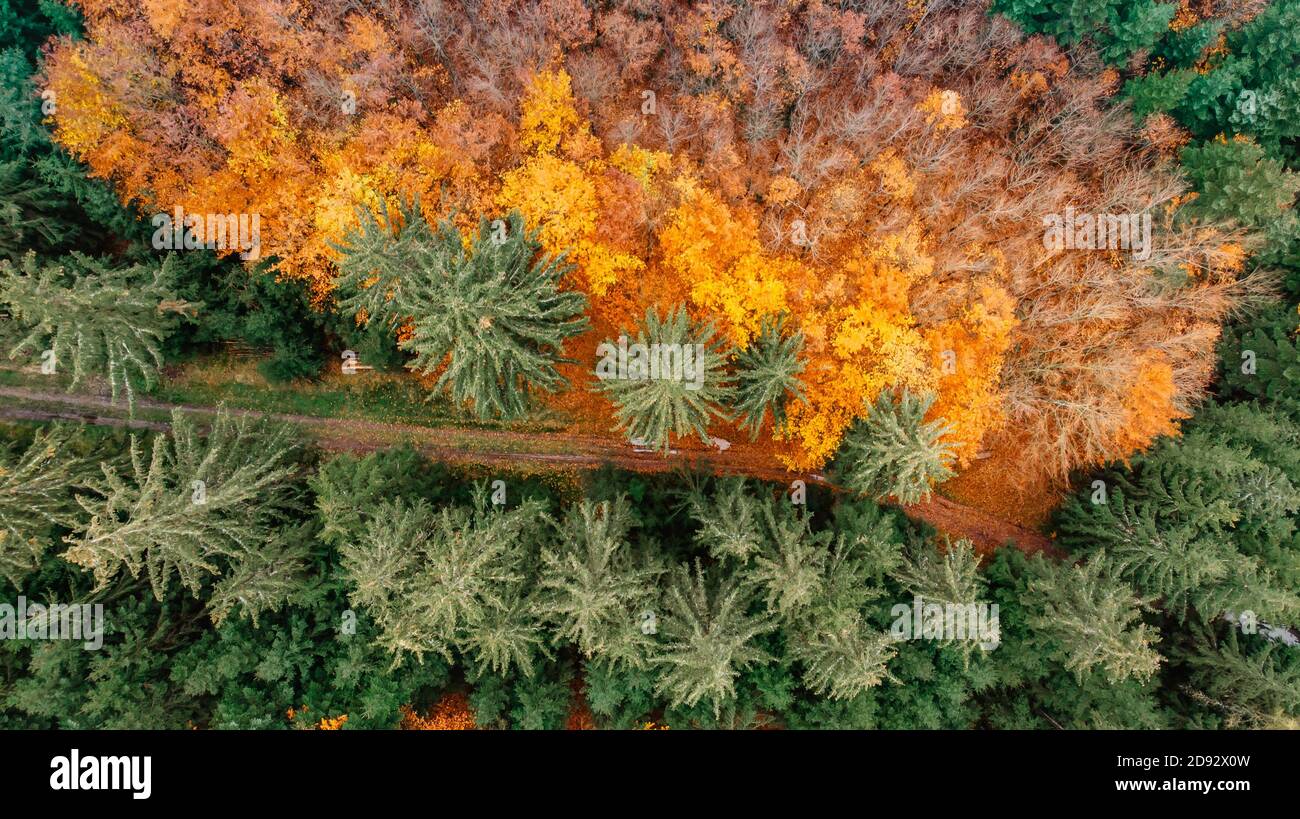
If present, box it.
[0,384,1054,554]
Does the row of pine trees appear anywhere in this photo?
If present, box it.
[1,410,1293,728]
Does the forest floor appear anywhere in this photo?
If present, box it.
[940,440,1067,531]
[0,379,1055,554]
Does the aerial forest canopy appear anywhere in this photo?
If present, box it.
[0,0,1297,735]
[36,0,1286,485]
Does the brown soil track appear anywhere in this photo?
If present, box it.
[0,385,1054,554]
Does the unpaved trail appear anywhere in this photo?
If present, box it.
[0,384,1054,554]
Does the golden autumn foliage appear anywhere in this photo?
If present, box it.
[918,89,970,132]
[924,281,1019,466]
[496,70,660,303]
[40,0,1267,485]
[1113,351,1188,457]
[399,695,476,731]
[657,175,789,346]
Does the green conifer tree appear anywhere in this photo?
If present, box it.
[1178,624,1300,728]
[1058,434,1300,622]
[1022,554,1162,684]
[333,202,587,419]
[340,489,547,675]
[789,535,898,700]
[597,304,732,452]
[0,424,99,587]
[0,161,69,260]
[685,476,766,562]
[731,313,805,440]
[991,0,1176,65]
[0,251,193,406]
[832,389,956,504]
[62,409,305,625]
[892,537,985,609]
[789,616,896,701]
[538,496,662,669]
[651,560,773,716]
[745,501,829,619]
[309,445,449,549]
[1180,138,1300,228]
[1219,304,1300,418]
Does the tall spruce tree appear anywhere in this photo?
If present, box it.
[685,476,766,562]
[310,445,451,549]
[340,489,548,675]
[789,534,898,700]
[333,202,587,420]
[1181,138,1300,227]
[731,313,805,440]
[891,537,991,662]
[0,5,100,260]
[1057,433,1300,623]
[538,496,662,669]
[832,389,956,504]
[980,548,1168,729]
[892,537,984,606]
[0,424,100,587]
[1177,623,1300,729]
[596,304,732,453]
[0,251,193,406]
[745,501,829,619]
[0,161,70,260]
[459,582,548,679]
[789,614,897,701]
[62,408,305,624]
[991,0,1177,65]
[1022,554,1162,684]
[1219,304,1300,418]
[651,560,774,716]
[1191,402,1300,484]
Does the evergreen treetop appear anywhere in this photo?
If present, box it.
[334,202,588,420]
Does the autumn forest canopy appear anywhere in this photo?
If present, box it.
[0,0,1297,732]
[35,0,1285,481]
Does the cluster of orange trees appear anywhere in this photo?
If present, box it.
[42,0,1268,479]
